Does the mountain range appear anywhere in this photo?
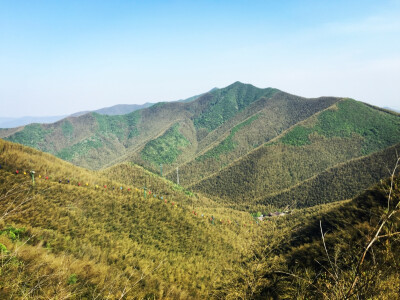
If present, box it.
[2,81,399,211]
[1,81,400,298]
[0,89,214,128]
[1,137,399,298]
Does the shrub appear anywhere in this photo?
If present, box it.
[67,273,78,285]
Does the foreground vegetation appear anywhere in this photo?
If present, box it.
[219,173,400,299]
[1,138,400,299]
[1,91,400,299]
[0,140,261,299]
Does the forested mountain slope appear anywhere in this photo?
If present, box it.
[257,142,400,208]
[2,82,340,175]
[3,83,399,215]
[191,99,400,207]
[164,92,339,185]
[1,126,399,299]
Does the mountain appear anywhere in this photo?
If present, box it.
[1,84,399,298]
[0,88,211,129]
[164,92,339,185]
[1,138,399,298]
[2,82,400,213]
[189,98,400,209]
[1,82,338,172]
[70,103,155,117]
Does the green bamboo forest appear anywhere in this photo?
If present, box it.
[1,82,400,299]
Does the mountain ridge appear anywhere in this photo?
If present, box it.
[0,88,215,129]
[2,82,284,170]
[189,98,400,208]
[1,86,400,298]
[2,82,400,214]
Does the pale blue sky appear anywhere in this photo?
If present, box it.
[1,0,400,117]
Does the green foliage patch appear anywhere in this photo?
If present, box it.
[197,115,259,161]
[5,124,52,149]
[94,113,125,139]
[61,120,74,137]
[0,226,26,241]
[194,82,277,131]
[280,99,400,154]
[125,111,141,138]
[141,124,190,165]
[0,243,7,253]
[93,110,141,140]
[280,126,314,146]
[67,274,78,285]
[56,135,104,161]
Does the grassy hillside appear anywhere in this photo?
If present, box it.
[191,99,400,208]
[2,138,400,298]
[218,175,400,299]
[0,139,262,299]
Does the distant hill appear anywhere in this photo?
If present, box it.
[71,103,155,117]
[71,89,214,117]
[384,106,400,113]
[0,89,212,128]
[0,115,67,128]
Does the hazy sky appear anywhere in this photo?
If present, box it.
[1,0,400,117]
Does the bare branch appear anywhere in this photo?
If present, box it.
[345,156,400,299]
[274,271,331,299]
[320,220,338,280]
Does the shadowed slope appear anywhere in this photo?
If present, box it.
[218,175,400,299]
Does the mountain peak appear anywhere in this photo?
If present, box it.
[228,81,248,88]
